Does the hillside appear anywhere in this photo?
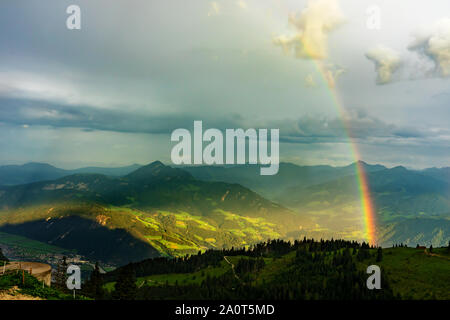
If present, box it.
[0,162,308,265]
[0,160,448,262]
[275,166,450,247]
[0,270,88,300]
[420,167,450,184]
[99,239,450,300]
[377,218,450,247]
[278,166,450,217]
[182,161,386,200]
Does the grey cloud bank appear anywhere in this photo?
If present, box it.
[0,0,449,169]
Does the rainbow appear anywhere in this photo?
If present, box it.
[259,1,378,244]
[313,61,378,246]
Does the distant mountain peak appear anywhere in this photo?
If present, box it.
[125,160,192,182]
[22,162,58,169]
[345,160,386,172]
[391,165,408,172]
[344,160,365,167]
[146,160,165,168]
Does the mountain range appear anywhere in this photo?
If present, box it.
[0,160,448,266]
[184,162,449,247]
[0,161,306,265]
[182,161,386,200]
[0,162,142,186]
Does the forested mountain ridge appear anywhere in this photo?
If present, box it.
[0,162,307,265]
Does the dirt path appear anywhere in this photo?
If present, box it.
[224,256,240,281]
[424,249,450,260]
[137,280,146,288]
[0,287,42,300]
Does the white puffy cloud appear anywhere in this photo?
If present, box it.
[273,0,345,60]
[365,46,402,84]
[409,18,450,77]
[208,1,220,16]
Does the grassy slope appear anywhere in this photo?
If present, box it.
[104,247,450,300]
[0,203,285,259]
[108,205,285,257]
[104,260,231,291]
[0,271,89,300]
[379,247,450,299]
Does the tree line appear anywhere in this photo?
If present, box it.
[82,238,396,300]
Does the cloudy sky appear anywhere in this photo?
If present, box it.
[0,0,449,169]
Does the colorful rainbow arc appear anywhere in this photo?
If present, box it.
[270,0,378,245]
[313,61,378,246]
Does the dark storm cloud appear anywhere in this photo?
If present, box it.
[0,98,191,134]
[0,97,442,146]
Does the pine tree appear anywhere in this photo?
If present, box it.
[429,245,433,253]
[54,256,68,291]
[0,247,8,262]
[113,266,137,300]
[376,247,383,262]
[85,262,105,300]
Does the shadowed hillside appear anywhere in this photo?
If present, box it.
[0,216,159,265]
[0,162,309,262]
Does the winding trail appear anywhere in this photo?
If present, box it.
[224,256,240,281]
[424,249,450,261]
